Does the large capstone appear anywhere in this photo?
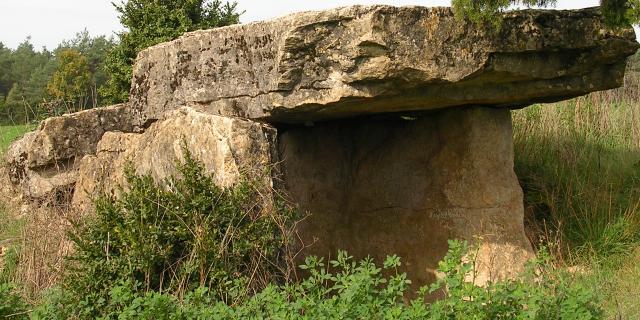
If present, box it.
[131,6,637,126]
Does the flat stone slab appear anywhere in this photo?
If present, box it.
[131,6,638,125]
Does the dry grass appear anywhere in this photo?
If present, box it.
[12,206,78,302]
[0,168,79,303]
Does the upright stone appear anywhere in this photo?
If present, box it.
[279,107,532,286]
[72,107,277,211]
[5,104,133,201]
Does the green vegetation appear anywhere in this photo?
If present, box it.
[514,96,640,258]
[29,240,602,319]
[0,124,36,155]
[46,49,92,111]
[0,32,114,124]
[0,284,29,320]
[40,148,297,318]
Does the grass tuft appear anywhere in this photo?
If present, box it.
[0,124,35,156]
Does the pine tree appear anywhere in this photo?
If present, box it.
[4,83,30,124]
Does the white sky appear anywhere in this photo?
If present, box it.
[0,0,601,50]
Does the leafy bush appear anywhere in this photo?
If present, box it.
[33,240,603,319]
[57,148,298,317]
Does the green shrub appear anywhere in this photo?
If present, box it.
[34,240,603,319]
[0,284,30,319]
[58,148,298,318]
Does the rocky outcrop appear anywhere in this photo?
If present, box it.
[72,107,277,210]
[5,104,133,200]
[131,6,637,126]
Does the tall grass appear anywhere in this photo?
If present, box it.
[513,71,640,261]
[513,66,640,319]
[0,205,25,284]
[0,124,35,156]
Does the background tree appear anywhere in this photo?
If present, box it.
[100,0,241,104]
[47,49,91,112]
[0,32,116,124]
[3,83,33,124]
[0,39,55,124]
[59,30,115,106]
[452,0,640,27]
[0,43,13,97]
[0,94,5,121]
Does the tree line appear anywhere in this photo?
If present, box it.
[0,0,636,125]
[0,0,240,125]
[0,32,114,124]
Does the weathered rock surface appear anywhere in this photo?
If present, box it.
[5,104,133,200]
[279,107,533,287]
[72,107,277,210]
[131,6,637,126]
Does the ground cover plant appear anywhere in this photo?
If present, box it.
[28,240,603,319]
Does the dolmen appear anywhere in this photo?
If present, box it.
[6,6,638,288]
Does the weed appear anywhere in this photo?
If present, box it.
[58,147,299,317]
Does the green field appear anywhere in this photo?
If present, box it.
[0,124,36,156]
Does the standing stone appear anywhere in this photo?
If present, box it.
[279,107,533,286]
